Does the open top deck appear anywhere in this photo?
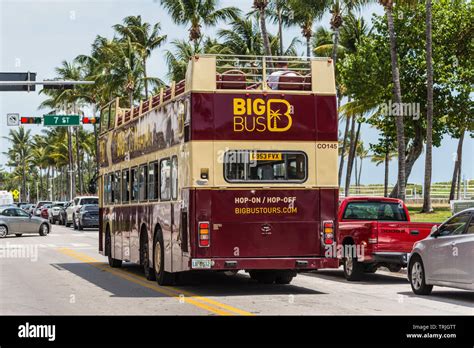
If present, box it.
[99,54,336,133]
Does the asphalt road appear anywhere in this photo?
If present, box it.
[0,224,472,316]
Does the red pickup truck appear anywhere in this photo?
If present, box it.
[337,197,439,281]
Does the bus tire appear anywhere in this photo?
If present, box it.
[249,271,276,284]
[140,229,155,281]
[153,229,174,286]
[105,228,122,268]
[275,271,295,285]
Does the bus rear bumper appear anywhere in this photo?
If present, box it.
[191,257,339,271]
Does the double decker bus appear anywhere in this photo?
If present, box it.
[98,54,339,285]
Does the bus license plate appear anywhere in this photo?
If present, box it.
[192,259,212,269]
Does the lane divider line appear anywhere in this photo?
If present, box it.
[57,248,253,316]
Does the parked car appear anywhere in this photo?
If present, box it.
[33,201,53,216]
[0,206,50,238]
[75,204,99,230]
[338,197,439,281]
[40,204,52,220]
[20,203,33,212]
[66,196,98,228]
[408,208,474,295]
[58,201,72,225]
[48,202,67,224]
[15,202,28,208]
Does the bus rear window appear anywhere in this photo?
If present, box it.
[342,201,407,221]
[224,151,307,183]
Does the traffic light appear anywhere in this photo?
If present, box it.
[82,117,99,124]
[20,117,42,124]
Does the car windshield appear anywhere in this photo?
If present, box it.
[343,201,407,221]
[81,198,98,205]
[83,205,99,211]
[52,203,64,207]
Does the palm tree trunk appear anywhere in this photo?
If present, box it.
[67,127,75,200]
[306,35,311,58]
[338,114,351,186]
[385,5,406,201]
[75,127,83,195]
[384,150,389,197]
[422,0,433,213]
[143,57,149,99]
[278,10,284,56]
[358,156,363,188]
[259,8,272,57]
[345,117,361,196]
[332,28,340,63]
[449,130,464,201]
[354,156,358,187]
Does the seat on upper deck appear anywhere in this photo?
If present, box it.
[217,70,247,89]
[277,72,306,91]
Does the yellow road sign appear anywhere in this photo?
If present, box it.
[11,190,19,199]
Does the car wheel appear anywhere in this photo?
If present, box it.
[105,229,122,268]
[39,223,49,236]
[153,229,174,286]
[141,232,155,281]
[409,256,433,295]
[15,234,22,237]
[78,220,83,231]
[73,215,77,230]
[0,225,7,238]
[343,253,363,281]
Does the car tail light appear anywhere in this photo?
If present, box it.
[198,222,210,247]
[323,220,335,245]
[368,223,378,244]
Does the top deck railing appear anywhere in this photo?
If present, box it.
[100,54,335,133]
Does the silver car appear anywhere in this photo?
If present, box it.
[0,206,50,238]
[408,208,474,295]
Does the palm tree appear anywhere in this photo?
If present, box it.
[3,127,32,202]
[113,15,167,99]
[372,146,397,197]
[253,0,272,57]
[268,0,292,55]
[218,17,263,56]
[422,0,433,213]
[287,0,328,58]
[377,0,417,201]
[161,0,239,51]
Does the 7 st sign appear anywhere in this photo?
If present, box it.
[43,115,80,126]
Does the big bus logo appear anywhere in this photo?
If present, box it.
[233,98,294,133]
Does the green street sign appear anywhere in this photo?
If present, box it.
[43,115,80,126]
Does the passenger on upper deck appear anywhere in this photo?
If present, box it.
[267,61,297,90]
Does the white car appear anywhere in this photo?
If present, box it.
[66,196,98,228]
[408,208,474,295]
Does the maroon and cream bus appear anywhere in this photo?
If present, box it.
[98,54,339,285]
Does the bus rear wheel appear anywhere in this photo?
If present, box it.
[105,229,122,268]
[141,231,155,281]
[153,230,174,286]
[249,271,277,284]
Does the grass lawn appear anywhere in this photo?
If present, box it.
[407,205,452,223]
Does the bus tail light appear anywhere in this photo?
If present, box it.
[323,221,335,245]
[198,222,210,247]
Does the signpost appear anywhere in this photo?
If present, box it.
[43,115,80,126]
[0,72,36,92]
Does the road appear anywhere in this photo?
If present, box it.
[0,224,472,316]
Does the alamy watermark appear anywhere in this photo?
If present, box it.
[380,101,421,120]
[0,243,38,262]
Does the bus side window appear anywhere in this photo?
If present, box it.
[122,169,130,203]
[131,167,138,202]
[104,175,110,205]
[138,164,148,202]
[109,173,115,204]
[114,171,121,204]
[160,158,171,201]
[171,156,178,200]
[148,162,157,200]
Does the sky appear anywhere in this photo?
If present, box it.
[0,0,472,186]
